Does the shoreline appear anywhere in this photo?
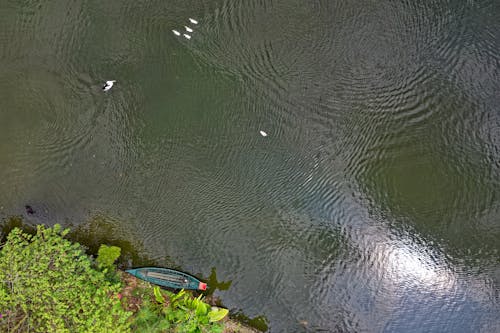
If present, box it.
[119,270,262,333]
[0,217,266,332]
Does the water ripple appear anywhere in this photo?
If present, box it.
[1,0,500,331]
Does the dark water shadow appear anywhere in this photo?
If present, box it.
[66,215,158,268]
[0,214,159,268]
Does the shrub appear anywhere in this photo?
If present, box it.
[97,244,121,270]
[132,286,228,333]
[0,225,131,332]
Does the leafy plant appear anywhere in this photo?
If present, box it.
[0,225,131,333]
[132,286,228,333]
[131,299,172,333]
[161,287,228,333]
[97,244,121,270]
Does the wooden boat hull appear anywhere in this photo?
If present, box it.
[125,267,207,290]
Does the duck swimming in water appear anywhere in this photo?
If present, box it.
[102,80,116,91]
[172,30,181,36]
[185,26,193,33]
[189,18,198,25]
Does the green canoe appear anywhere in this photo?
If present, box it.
[125,267,207,291]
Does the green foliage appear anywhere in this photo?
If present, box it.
[0,225,131,333]
[132,287,228,333]
[208,307,229,323]
[131,299,172,333]
[153,285,165,304]
[97,244,121,270]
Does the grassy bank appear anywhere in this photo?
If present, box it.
[119,270,259,333]
[0,224,260,333]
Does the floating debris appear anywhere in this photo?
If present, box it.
[102,80,116,92]
[260,130,268,137]
[185,26,193,33]
[172,30,181,36]
[183,34,191,40]
[189,18,198,25]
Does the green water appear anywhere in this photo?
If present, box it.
[1,0,499,332]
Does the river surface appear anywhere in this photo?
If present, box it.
[1,0,499,332]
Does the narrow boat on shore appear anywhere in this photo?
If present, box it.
[126,267,207,290]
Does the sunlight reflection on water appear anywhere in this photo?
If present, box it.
[384,242,454,290]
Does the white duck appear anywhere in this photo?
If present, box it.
[185,26,193,33]
[172,30,181,36]
[102,80,116,92]
[183,34,191,40]
[189,18,198,24]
